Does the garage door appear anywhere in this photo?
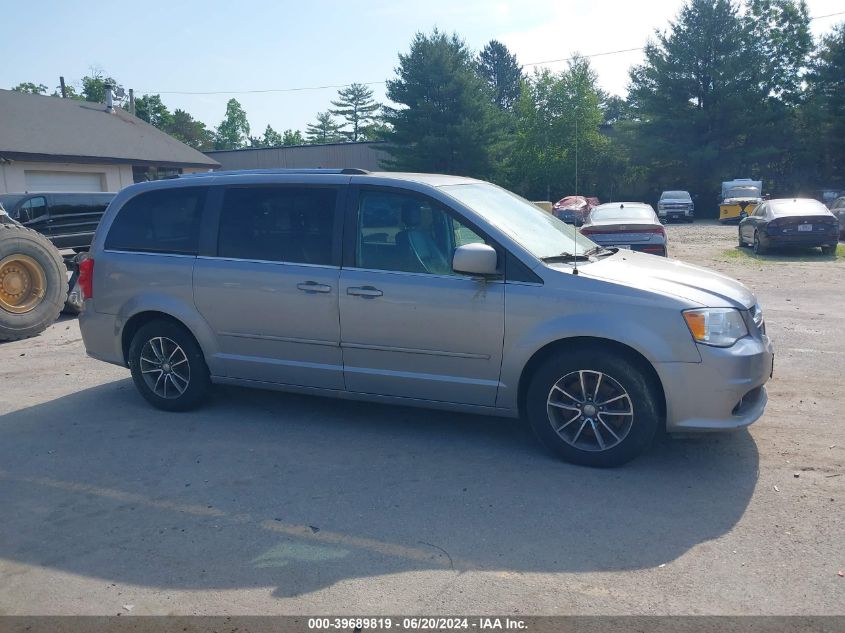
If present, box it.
[25,170,105,192]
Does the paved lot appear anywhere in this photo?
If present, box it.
[0,221,843,615]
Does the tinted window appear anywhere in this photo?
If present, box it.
[217,186,337,265]
[357,190,486,275]
[661,191,691,200]
[49,193,112,216]
[105,188,205,254]
[20,196,47,222]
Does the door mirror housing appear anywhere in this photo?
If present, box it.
[452,243,498,276]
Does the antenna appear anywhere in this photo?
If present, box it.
[572,209,580,276]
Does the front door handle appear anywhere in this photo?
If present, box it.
[347,286,383,298]
[297,281,332,293]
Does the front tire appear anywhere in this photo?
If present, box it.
[525,350,660,467]
[753,231,768,255]
[738,227,747,247]
[128,320,211,411]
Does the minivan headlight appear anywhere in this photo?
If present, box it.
[682,308,749,347]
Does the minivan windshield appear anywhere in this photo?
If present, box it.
[441,182,596,258]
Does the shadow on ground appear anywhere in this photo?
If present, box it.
[727,244,842,262]
[0,379,759,597]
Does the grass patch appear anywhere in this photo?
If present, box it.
[722,244,845,263]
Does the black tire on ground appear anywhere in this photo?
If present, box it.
[128,319,211,411]
[0,224,67,341]
[62,268,82,314]
[525,349,661,467]
[753,231,768,255]
[738,227,747,247]
[821,245,836,256]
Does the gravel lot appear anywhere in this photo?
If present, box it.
[0,220,843,615]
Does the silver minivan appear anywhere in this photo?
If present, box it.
[78,170,774,466]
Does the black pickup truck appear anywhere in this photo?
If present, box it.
[0,192,114,251]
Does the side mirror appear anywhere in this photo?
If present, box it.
[452,243,498,276]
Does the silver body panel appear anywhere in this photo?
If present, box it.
[79,172,774,432]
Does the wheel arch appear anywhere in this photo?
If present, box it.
[121,310,203,366]
[516,336,667,424]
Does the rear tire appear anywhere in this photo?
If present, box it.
[0,224,66,341]
[821,245,836,256]
[525,349,660,467]
[128,319,211,411]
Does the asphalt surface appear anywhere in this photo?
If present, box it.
[0,220,843,615]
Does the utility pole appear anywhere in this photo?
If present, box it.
[129,89,135,117]
[59,76,66,98]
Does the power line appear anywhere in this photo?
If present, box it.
[524,47,644,67]
[136,10,845,96]
[141,80,387,96]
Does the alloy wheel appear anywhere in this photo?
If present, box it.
[139,336,191,399]
[546,370,634,452]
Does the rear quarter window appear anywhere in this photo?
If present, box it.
[105,187,206,255]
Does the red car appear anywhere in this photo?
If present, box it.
[552,196,600,226]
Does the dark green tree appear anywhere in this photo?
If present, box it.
[12,82,47,95]
[305,112,345,144]
[262,125,284,147]
[627,0,766,209]
[81,70,122,103]
[382,30,503,177]
[330,83,381,141]
[133,94,172,129]
[282,129,305,145]
[804,21,845,185]
[748,0,812,103]
[477,40,523,110]
[214,98,251,149]
[167,109,214,150]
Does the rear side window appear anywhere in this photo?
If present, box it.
[105,188,205,255]
[217,186,337,265]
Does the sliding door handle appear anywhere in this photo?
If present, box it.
[347,286,383,297]
[297,281,332,293]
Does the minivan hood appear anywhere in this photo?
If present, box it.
[571,251,756,308]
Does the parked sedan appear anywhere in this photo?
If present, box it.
[739,198,839,255]
[579,203,667,256]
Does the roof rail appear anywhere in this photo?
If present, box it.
[179,168,370,178]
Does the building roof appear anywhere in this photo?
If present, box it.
[0,89,219,168]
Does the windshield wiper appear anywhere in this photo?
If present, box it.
[541,252,591,263]
[583,245,615,257]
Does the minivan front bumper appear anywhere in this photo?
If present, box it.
[655,334,774,431]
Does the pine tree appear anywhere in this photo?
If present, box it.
[382,30,503,178]
[262,125,284,147]
[330,83,381,141]
[478,40,523,110]
[305,112,345,144]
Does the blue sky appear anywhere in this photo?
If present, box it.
[1,0,842,136]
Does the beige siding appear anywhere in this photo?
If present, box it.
[0,161,133,193]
